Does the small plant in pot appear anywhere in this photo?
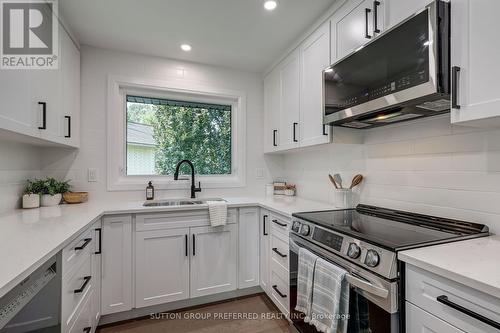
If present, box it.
[22,180,42,209]
[26,178,71,207]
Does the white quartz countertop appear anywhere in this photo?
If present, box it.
[0,196,333,298]
[398,236,500,299]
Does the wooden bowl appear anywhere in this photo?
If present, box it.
[63,192,88,204]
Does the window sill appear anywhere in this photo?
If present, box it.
[108,175,245,191]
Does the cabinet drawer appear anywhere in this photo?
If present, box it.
[68,288,93,333]
[406,301,464,333]
[270,264,290,316]
[406,264,500,333]
[136,208,237,231]
[270,213,290,240]
[62,228,93,278]
[271,235,289,270]
[62,255,92,331]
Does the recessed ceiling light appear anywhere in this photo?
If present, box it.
[263,0,278,11]
[180,44,192,52]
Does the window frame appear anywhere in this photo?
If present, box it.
[107,75,247,191]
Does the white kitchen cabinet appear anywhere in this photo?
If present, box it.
[264,69,281,153]
[406,302,464,333]
[91,221,102,330]
[299,21,331,147]
[278,50,301,150]
[259,210,271,294]
[450,0,500,127]
[331,0,386,62]
[101,215,132,315]
[135,228,190,308]
[190,224,237,298]
[386,0,431,29]
[238,208,260,289]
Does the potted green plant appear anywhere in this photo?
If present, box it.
[22,180,42,209]
[37,178,71,207]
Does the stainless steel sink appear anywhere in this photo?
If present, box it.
[143,198,225,207]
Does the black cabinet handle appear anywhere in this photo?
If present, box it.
[74,276,91,293]
[94,229,102,254]
[272,285,287,298]
[83,327,91,333]
[273,219,287,227]
[64,116,71,138]
[273,129,278,147]
[293,122,298,142]
[75,238,92,251]
[437,295,500,330]
[192,234,196,256]
[263,215,268,236]
[272,247,287,258]
[323,124,329,136]
[365,8,372,39]
[38,102,46,130]
[452,66,461,109]
[185,234,188,257]
[373,1,381,33]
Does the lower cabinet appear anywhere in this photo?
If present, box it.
[238,208,260,289]
[406,301,463,333]
[90,221,102,330]
[190,224,238,298]
[259,210,271,294]
[101,215,132,315]
[135,228,190,308]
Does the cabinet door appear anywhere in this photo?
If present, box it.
[259,210,271,294]
[406,302,465,333]
[238,208,260,289]
[332,0,386,61]
[101,215,132,315]
[264,69,281,152]
[299,21,331,148]
[450,0,500,126]
[386,0,432,29]
[278,50,300,150]
[190,224,237,298]
[135,228,190,308]
[91,221,102,329]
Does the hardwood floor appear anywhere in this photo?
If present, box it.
[97,294,295,333]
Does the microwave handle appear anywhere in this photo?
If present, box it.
[345,274,389,299]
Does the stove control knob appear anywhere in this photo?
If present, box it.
[364,250,380,267]
[300,224,311,236]
[347,243,361,259]
[292,221,301,232]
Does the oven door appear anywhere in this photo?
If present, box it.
[289,234,399,333]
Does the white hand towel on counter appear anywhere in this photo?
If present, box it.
[295,247,318,320]
[309,258,349,333]
[207,200,227,227]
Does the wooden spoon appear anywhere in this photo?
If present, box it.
[328,174,339,189]
[349,174,364,189]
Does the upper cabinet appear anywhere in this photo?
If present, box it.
[331,0,386,62]
[386,0,432,29]
[0,19,80,148]
[264,69,281,153]
[278,50,300,151]
[450,0,500,127]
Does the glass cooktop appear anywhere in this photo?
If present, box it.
[292,204,489,251]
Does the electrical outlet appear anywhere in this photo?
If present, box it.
[256,168,264,179]
[88,168,99,182]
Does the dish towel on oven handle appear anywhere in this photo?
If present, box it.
[309,258,350,333]
[206,200,227,227]
[295,247,318,319]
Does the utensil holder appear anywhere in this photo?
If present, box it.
[334,189,353,209]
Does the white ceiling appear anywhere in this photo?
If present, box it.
[60,0,337,73]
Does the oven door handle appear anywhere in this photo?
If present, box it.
[345,274,389,299]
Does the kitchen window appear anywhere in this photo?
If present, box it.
[126,95,232,176]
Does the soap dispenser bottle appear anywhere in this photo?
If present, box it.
[146,181,154,200]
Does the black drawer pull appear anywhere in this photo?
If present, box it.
[95,228,102,254]
[437,295,500,330]
[74,276,91,294]
[293,122,298,142]
[373,1,381,33]
[192,234,196,256]
[65,116,71,138]
[83,327,91,333]
[185,234,188,257]
[38,102,46,130]
[75,238,92,251]
[272,247,287,258]
[263,215,268,236]
[273,129,278,147]
[272,219,287,227]
[272,285,287,298]
[452,66,461,109]
[365,8,372,39]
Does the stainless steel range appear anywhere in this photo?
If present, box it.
[289,204,489,333]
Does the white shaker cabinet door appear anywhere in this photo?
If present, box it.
[190,224,237,298]
[406,302,465,333]
[135,228,190,308]
[101,215,132,315]
[278,50,300,151]
[259,210,271,295]
[238,208,260,289]
[264,69,281,152]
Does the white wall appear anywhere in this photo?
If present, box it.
[41,45,274,201]
[280,115,500,234]
[0,140,41,213]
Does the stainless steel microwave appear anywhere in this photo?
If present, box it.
[323,0,450,129]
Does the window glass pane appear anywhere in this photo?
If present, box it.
[126,95,232,176]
